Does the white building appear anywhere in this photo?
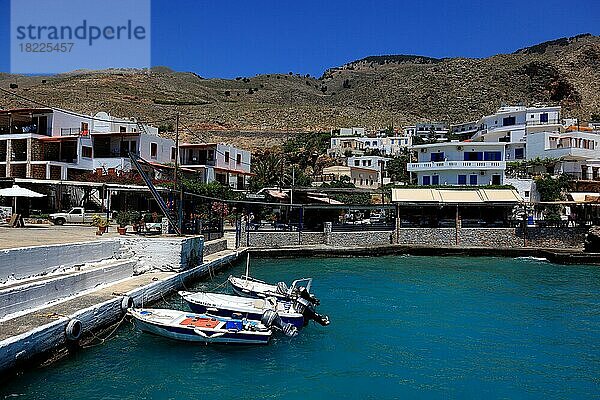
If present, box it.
[470,105,600,179]
[408,142,506,186]
[179,143,252,190]
[331,127,365,137]
[381,135,411,155]
[0,108,174,180]
[414,122,449,141]
[328,135,386,157]
[317,165,381,189]
[471,105,562,144]
[526,130,600,179]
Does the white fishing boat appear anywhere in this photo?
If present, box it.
[179,291,330,328]
[128,308,296,345]
[228,255,321,306]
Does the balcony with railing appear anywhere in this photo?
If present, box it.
[407,160,506,171]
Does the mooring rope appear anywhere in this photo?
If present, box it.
[81,312,128,349]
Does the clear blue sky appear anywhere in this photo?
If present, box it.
[0,0,599,78]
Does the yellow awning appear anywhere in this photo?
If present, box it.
[479,189,523,202]
[438,190,482,203]
[391,188,442,203]
[568,192,600,203]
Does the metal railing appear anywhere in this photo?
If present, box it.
[407,161,505,171]
[60,128,82,136]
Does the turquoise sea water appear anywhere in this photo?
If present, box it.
[2,256,600,399]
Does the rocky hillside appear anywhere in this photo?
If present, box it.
[1,33,599,150]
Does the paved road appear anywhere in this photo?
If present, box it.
[0,224,120,250]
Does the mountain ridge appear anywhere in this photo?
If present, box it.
[1,33,599,150]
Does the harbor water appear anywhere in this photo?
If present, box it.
[2,255,600,399]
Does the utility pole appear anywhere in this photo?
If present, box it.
[291,167,295,205]
[175,112,183,235]
[380,161,385,205]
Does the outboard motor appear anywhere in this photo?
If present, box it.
[294,297,330,326]
[297,286,320,306]
[261,310,298,337]
[276,282,289,296]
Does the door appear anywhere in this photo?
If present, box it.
[491,174,501,185]
[469,174,478,185]
[69,208,84,223]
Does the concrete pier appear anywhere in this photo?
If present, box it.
[0,233,243,375]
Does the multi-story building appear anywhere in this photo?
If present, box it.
[381,135,411,155]
[179,143,252,189]
[526,130,600,179]
[328,136,385,157]
[407,142,506,186]
[414,122,449,141]
[471,105,562,144]
[470,105,600,179]
[0,108,174,180]
[316,165,381,189]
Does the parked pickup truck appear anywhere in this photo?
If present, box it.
[49,207,104,225]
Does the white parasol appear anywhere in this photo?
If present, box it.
[0,185,45,213]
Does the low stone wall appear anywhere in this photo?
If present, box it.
[203,238,227,256]
[396,228,456,246]
[246,231,299,248]
[120,236,204,273]
[397,227,588,249]
[327,231,393,247]
[0,240,121,283]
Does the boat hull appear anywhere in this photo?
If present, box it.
[129,309,271,345]
[185,299,305,329]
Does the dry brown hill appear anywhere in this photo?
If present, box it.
[1,33,599,150]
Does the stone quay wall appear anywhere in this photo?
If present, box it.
[240,219,588,250]
[396,227,588,249]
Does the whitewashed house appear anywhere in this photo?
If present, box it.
[0,108,174,180]
[179,143,252,190]
[408,142,506,186]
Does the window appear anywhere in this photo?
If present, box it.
[464,152,483,161]
[70,209,82,214]
[431,152,444,162]
[120,126,126,133]
[503,116,516,126]
[81,122,89,134]
[150,143,157,159]
[224,151,230,163]
[432,175,439,185]
[484,151,502,161]
[82,146,92,158]
[129,141,137,154]
[540,113,549,123]
[469,174,478,185]
[515,148,524,160]
[458,175,467,185]
[524,191,530,197]
[422,176,431,185]
[208,150,214,161]
[354,160,360,166]
[332,139,336,145]
[237,154,242,164]
[171,147,176,160]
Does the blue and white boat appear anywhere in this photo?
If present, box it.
[179,291,329,328]
[128,308,296,345]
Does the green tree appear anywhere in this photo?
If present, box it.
[386,151,411,183]
[535,174,572,201]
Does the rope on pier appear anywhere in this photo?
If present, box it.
[81,313,128,349]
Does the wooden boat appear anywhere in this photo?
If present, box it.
[128,308,276,345]
[179,291,329,328]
